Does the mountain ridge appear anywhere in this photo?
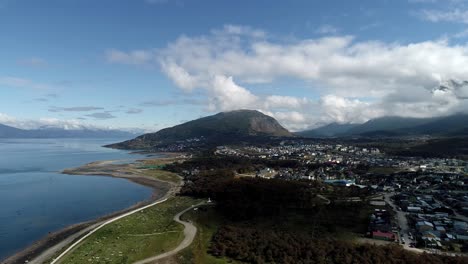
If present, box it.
[108,110,293,150]
[0,123,138,138]
[298,113,468,138]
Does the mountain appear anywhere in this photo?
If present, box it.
[108,110,293,149]
[296,123,359,138]
[298,113,468,138]
[0,123,138,138]
[0,124,29,138]
[346,116,433,135]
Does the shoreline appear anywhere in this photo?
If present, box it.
[3,156,179,264]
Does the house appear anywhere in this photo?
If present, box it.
[435,226,446,234]
[372,230,396,241]
[416,221,434,232]
[454,221,468,232]
[422,230,441,240]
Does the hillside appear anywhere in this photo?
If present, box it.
[299,114,468,138]
[0,123,137,138]
[108,110,293,149]
[0,124,29,138]
[297,123,359,138]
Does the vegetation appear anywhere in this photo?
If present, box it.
[176,207,235,264]
[60,196,201,264]
[210,226,467,264]
[141,168,181,184]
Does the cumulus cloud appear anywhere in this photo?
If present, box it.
[108,25,468,130]
[0,112,93,130]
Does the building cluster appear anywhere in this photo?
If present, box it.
[368,209,397,242]
[394,192,468,251]
[214,141,468,254]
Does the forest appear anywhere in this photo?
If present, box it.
[211,226,467,264]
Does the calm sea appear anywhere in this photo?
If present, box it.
[0,138,154,261]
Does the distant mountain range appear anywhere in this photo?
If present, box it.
[0,123,138,138]
[298,114,468,138]
[108,110,293,149]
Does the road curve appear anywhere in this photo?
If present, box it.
[133,202,205,264]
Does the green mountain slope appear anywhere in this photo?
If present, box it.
[108,110,293,149]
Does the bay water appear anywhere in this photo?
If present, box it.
[0,138,154,260]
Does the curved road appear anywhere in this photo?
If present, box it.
[133,202,205,264]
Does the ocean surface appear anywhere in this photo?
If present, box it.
[0,138,154,260]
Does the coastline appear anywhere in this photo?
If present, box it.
[2,155,180,264]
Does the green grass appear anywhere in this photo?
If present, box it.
[142,169,181,184]
[60,196,201,264]
[176,207,239,264]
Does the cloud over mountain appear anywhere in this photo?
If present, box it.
[108,25,468,130]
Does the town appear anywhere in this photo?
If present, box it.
[212,141,468,255]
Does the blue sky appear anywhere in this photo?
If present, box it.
[2,0,468,131]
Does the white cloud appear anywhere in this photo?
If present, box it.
[208,75,258,111]
[108,25,468,130]
[0,112,92,130]
[319,95,383,123]
[264,95,309,110]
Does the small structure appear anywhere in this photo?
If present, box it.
[324,179,355,187]
[416,221,434,232]
[407,206,422,213]
[372,230,396,241]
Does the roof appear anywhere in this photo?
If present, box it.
[416,221,434,227]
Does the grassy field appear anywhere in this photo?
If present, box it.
[175,207,239,264]
[142,157,185,167]
[59,196,201,264]
[141,169,181,184]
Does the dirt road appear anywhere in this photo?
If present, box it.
[133,202,205,264]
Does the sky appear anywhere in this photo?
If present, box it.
[2,0,468,132]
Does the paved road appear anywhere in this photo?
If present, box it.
[133,202,205,264]
[27,222,102,264]
[384,193,421,253]
[49,197,170,264]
